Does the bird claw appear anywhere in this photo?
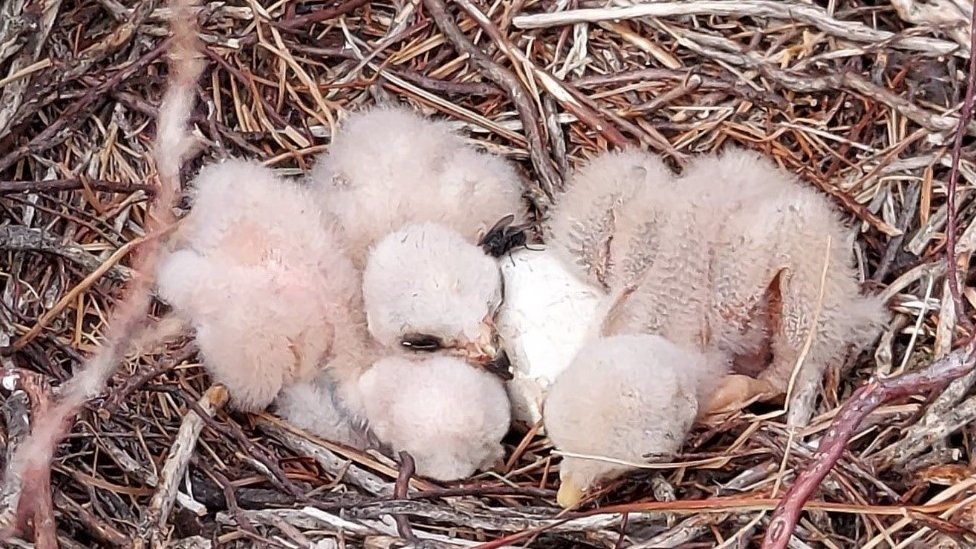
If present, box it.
[703,374,780,415]
[556,479,585,509]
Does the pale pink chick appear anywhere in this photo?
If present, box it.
[309,105,527,266]
[156,159,371,413]
[358,355,511,481]
[362,222,503,364]
[544,334,727,507]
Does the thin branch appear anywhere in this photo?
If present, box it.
[0,179,154,195]
[761,343,976,549]
[278,0,371,30]
[944,3,976,335]
[422,0,561,202]
[134,385,229,548]
[511,0,964,57]
[392,451,417,542]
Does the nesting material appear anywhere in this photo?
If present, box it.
[357,355,511,481]
[156,159,368,412]
[495,248,606,426]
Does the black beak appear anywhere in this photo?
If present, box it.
[485,349,513,381]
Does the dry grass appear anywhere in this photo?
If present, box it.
[1,0,975,547]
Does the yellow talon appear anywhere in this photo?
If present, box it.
[556,479,584,509]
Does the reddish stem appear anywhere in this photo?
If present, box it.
[762,344,976,549]
[945,6,976,335]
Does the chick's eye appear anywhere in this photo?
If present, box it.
[401,334,442,351]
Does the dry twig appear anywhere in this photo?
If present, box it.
[762,344,976,548]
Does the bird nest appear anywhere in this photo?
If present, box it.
[1,0,975,547]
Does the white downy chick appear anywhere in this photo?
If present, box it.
[362,221,506,367]
[310,105,527,266]
[544,334,727,507]
[156,159,370,412]
[273,374,372,449]
[357,355,511,481]
[672,148,888,421]
[495,248,606,426]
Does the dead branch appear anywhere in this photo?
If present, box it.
[134,384,228,548]
[511,1,963,56]
[0,0,205,542]
[0,226,133,281]
[392,451,417,541]
[943,3,976,335]
[422,0,561,203]
[0,178,154,195]
[761,343,976,549]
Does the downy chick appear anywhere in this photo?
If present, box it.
[358,355,511,481]
[544,334,726,507]
[542,148,886,506]
[672,148,887,421]
[310,106,526,369]
[363,222,505,366]
[550,148,886,422]
[310,105,526,265]
[156,159,370,412]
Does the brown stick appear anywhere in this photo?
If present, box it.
[392,451,417,541]
[761,343,976,549]
[134,385,229,548]
[944,4,976,335]
[0,0,205,542]
[0,179,154,195]
[277,0,370,29]
[422,0,561,201]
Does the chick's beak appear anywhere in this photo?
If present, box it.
[459,320,500,365]
[556,479,585,509]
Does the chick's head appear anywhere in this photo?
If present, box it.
[358,355,511,480]
[363,222,504,365]
[544,334,725,508]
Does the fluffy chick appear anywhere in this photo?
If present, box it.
[310,105,526,265]
[677,148,887,421]
[358,355,511,481]
[156,159,370,412]
[273,374,372,449]
[363,222,503,363]
[311,106,525,370]
[544,334,726,507]
[549,148,886,424]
